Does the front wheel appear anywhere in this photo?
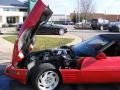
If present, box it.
[31,63,61,90]
[100,26,103,30]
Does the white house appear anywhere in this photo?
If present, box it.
[0,0,28,27]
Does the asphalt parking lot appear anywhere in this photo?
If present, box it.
[0,27,120,90]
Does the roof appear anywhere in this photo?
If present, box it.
[0,0,28,8]
[100,34,120,41]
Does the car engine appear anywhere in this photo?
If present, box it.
[29,46,76,69]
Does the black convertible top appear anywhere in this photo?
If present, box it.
[72,34,120,57]
[99,34,120,41]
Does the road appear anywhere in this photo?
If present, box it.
[0,28,120,90]
[68,29,118,40]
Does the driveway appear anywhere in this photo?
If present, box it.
[0,36,14,63]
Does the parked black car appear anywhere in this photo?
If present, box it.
[108,22,120,32]
[91,19,98,30]
[36,24,67,35]
[17,24,67,35]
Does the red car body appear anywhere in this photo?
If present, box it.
[4,0,120,89]
[61,56,120,84]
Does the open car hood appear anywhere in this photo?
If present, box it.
[12,0,53,66]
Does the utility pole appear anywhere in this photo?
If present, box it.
[117,10,119,21]
[29,0,37,12]
[78,0,80,22]
[76,0,78,23]
[76,0,80,23]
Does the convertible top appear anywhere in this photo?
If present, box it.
[99,34,120,42]
[72,34,120,57]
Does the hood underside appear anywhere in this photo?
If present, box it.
[12,0,53,66]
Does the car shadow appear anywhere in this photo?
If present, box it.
[0,76,120,90]
[9,82,120,90]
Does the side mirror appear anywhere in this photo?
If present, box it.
[96,52,107,59]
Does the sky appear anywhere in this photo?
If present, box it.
[95,0,120,14]
[19,0,120,15]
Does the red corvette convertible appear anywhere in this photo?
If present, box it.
[4,0,120,90]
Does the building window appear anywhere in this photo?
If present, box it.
[4,8,17,11]
[23,16,26,21]
[3,8,9,11]
[7,17,16,24]
[19,9,27,12]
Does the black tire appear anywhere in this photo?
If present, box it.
[92,27,96,30]
[31,63,61,90]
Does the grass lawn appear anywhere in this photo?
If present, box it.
[4,36,73,51]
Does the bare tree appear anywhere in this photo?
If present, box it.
[79,0,95,21]
[70,11,77,24]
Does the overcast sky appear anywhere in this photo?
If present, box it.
[19,0,120,15]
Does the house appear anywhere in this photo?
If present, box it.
[0,0,28,27]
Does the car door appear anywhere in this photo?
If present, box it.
[80,56,120,83]
[12,0,53,66]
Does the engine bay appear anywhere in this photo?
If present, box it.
[29,46,76,68]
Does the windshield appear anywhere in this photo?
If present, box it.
[72,36,110,57]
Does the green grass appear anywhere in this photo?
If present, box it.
[4,36,17,43]
[4,36,73,51]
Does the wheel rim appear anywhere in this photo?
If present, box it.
[59,29,64,35]
[37,71,59,90]
[101,26,103,30]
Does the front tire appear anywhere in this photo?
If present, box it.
[31,63,61,90]
[92,27,96,30]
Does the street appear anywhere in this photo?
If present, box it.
[68,28,119,40]
[0,27,120,90]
